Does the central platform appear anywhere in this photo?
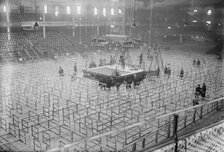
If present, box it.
[83,65,144,80]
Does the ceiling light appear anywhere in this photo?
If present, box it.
[193,9,198,13]
[3,5,6,12]
[206,21,211,25]
[207,10,212,15]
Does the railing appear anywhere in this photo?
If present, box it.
[145,119,224,152]
[0,135,20,152]
[120,96,224,151]
[43,97,224,152]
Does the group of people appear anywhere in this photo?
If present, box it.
[164,66,184,79]
[99,59,107,67]
[180,68,184,78]
[193,83,207,106]
[164,66,171,78]
[195,83,207,99]
[58,62,77,80]
[119,55,125,69]
[193,59,201,67]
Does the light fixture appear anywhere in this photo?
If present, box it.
[77,6,81,15]
[193,9,198,13]
[94,7,97,15]
[66,6,71,15]
[44,5,47,14]
[3,5,6,12]
[207,10,212,15]
[111,8,114,15]
[206,21,211,25]
[103,8,106,17]
[55,6,59,16]
[118,9,122,14]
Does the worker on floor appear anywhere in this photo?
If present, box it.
[59,66,64,77]
[71,62,77,80]
[167,67,171,78]
[119,55,125,69]
[201,83,207,99]
[89,61,97,68]
[195,84,201,98]
[110,55,114,65]
[193,59,196,66]
[180,68,184,79]
[193,98,199,106]
[139,53,143,65]
[197,59,200,67]
[164,66,168,75]
[156,67,160,78]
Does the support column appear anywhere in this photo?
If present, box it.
[96,14,99,36]
[122,0,125,35]
[179,34,182,43]
[173,114,179,152]
[79,17,82,44]
[72,9,75,37]
[6,0,11,40]
[43,9,46,39]
[149,0,153,47]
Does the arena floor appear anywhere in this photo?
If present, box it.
[0,42,223,151]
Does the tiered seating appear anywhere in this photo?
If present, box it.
[0,33,40,62]
[155,122,224,152]
[45,14,72,22]
[24,31,74,56]
[9,13,22,23]
[21,13,42,22]
[0,15,7,25]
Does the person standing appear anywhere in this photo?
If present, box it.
[139,53,143,65]
[180,68,184,78]
[195,84,201,98]
[59,66,64,77]
[110,55,115,65]
[71,62,77,80]
[119,56,125,69]
[167,67,171,78]
[197,59,200,67]
[156,67,160,78]
[74,62,77,74]
[164,66,168,75]
[193,59,196,66]
[201,83,207,99]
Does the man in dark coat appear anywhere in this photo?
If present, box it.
[201,83,206,98]
[197,59,200,67]
[164,66,168,75]
[59,66,64,76]
[180,68,184,78]
[195,84,201,98]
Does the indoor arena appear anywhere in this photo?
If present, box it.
[0,0,224,151]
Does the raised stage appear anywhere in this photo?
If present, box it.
[83,65,144,79]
